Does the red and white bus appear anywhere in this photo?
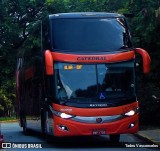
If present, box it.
[16,12,151,142]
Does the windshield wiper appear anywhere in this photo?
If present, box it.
[60,100,70,105]
[60,97,85,105]
[117,46,130,51]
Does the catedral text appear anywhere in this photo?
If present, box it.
[77,56,107,61]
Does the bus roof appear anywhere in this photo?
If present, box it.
[49,12,124,19]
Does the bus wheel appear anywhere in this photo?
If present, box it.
[23,119,30,136]
[44,112,52,143]
[109,134,120,143]
[46,134,52,144]
[19,111,23,127]
[41,109,45,136]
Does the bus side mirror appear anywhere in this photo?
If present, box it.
[45,50,53,75]
[135,48,151,74]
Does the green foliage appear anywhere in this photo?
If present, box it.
[0,85,15,117]
[0,116,16,121]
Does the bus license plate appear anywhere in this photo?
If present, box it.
[92,129,106,135]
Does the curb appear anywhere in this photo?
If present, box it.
[135,133,160,146]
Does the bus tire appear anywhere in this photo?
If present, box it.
[109,134,120,143]
[19,110,23,127]
[22,118,30,136]
[46,134,52,144]
[41,109,45,135]
[44,111,52,143]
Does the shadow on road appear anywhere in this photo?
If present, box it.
[50,137,125,148]
[24,129,125,148]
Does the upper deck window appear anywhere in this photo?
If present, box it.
[51,17,131,52]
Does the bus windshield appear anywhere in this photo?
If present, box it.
[54,61,136,105]
[51,18,131,52]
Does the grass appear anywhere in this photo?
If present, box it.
[0,116,17,122]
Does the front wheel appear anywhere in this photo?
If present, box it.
[22,118,30,136]
[44,111,52,143]
[109,134,120,143]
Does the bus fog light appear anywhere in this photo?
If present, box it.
[58,125,69,131]
[129,122,135,129]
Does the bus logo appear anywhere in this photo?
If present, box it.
[77,56,106,61]
[96,118,102,123]
[89,104,108,107]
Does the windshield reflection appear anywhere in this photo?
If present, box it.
[51,18,131,52]
[54,61,135,103]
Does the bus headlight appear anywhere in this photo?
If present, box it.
[124,108,139,116]
[124,110,135,116]
[49,105,75,119]
[55,111,75,119]
[60,113,74,119]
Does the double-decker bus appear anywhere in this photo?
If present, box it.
[16,12,151,142]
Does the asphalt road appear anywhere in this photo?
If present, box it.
[1,122,159,151]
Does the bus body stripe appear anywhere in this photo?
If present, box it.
[51,51,135,63]
[52,101,139,116]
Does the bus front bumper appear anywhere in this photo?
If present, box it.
[53,114,139,136]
